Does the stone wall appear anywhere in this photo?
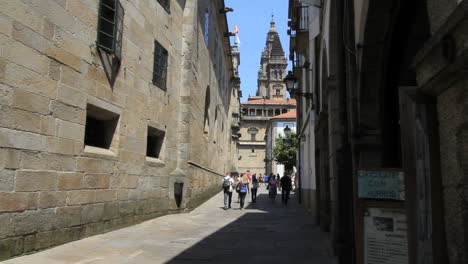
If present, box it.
[437,81,468,263]
[0,0,236,260]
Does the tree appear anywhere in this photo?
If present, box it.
[272,132,297,172]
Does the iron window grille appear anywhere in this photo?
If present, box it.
[152,40,168,90]
[97,0,124,62]
[157,0,170,13]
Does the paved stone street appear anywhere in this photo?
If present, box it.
[2,187,336,264]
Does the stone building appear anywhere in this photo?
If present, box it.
[0,0,239,259]
[238,18,296,175]
[288,0,468,263]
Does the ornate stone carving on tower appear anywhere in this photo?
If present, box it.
[253,15,288,101]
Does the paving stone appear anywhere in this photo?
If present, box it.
[5,188,337,263]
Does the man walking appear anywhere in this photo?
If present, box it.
[222,173,234,209]
[280,174,292,205]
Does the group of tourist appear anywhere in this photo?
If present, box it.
[221,172,293,210]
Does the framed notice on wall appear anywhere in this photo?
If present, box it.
[358,169,405,200]
[364,207,408,264]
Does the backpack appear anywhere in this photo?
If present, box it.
[240,182,248,193]
[223,178,231,189]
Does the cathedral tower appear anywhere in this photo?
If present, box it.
[255,16,288,100]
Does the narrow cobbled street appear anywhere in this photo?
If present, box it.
[3,187,335,264]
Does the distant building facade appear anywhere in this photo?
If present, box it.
[0,0,239,259]
[238,17,295,175]
[265,111,297,177]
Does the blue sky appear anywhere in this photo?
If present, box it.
[225,0,291,101]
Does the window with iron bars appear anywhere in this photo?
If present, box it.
[157,0,170,13]
[152,40,168,91]
[97,0,124,61]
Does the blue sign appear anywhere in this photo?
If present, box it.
[358,170,405,200]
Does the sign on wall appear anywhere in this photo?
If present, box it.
[364,208,408,264]
[358,170,405,200]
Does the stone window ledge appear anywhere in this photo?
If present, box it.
[145,157,165,167]
[83,145,118,160]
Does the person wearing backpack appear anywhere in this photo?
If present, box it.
[238,174,250,210]
[222,173,234,210]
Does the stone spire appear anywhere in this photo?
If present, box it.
[270,14,276,32]
[253,17,288,100]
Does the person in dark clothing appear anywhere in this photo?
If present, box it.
[251,176,259,203]
[280,174,292,205]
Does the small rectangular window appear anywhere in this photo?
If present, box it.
[251,134,256,141]
[147,126,165,158]
[153,40,168,90]
[97,0,124,61]
[85,104,119,149]
[157,0,170,13]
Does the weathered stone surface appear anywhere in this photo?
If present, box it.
[0,213,12,239]
[0,193,31,212]
[56,119,85,142]
[0,106,42,133]
[57,82,86,109]
[12,88,50,115]
[0,169,15,192]
[67,190,95,206]
[23,234,36,253]
[77,157,115,174]
[80,203,104,224]
[55,206,81,228]
[45,46,82,72]
[13,209,55,235]
[3,58,57,98]
[0,128,47,151]
[38,191,67,208]
[46,137,82,156]
[95,189,116,202]
[84,173,110,189]
[102,202,119,220]
[15,170,57,192]
[0,237,23,261]
[50,100,86,125]
[11,21,45,53]
[57,172,83,190]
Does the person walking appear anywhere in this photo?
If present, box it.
[251,176,259,203]
[280,174,292,205]
[238,174,250,210]
[236,173,243,203]
[268,175,279,201]
[222,173,234,210]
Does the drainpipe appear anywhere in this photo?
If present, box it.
[335,0,355,262]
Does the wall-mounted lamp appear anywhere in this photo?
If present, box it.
[220,7,234,13]
[224,32,236,37]
[284,71,313,99]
